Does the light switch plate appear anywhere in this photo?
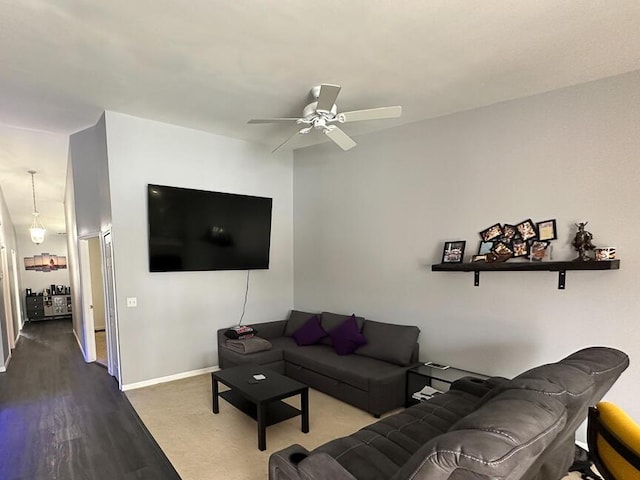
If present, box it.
[126,297,137,308]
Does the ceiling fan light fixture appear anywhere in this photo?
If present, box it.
[248,83,402,153]
[27,170,46,245]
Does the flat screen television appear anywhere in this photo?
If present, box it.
[147,184,272,272]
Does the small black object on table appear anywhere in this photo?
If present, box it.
[211,365,309,451]
[406,364,488,407]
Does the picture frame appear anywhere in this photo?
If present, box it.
[512,240,530,257]
[491,241,513,257]
[479,223,503,241]
[478,241,494,255]
[529,241,550,261]
[536,219,557,241]
[441,241,466,263]
[516,219,538,241]
[23,253,68,272]
[502,224,518,241]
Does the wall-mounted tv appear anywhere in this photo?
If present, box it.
[147,184,272,272]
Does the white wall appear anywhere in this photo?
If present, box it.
[0,184,21,368]
[17,232,70,295]
[293,70,640,427]
[104,112,294,386]
[66,114,111,358]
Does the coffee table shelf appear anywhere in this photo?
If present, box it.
[219,390,302,427]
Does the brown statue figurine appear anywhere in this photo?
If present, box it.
[572,222,596,261]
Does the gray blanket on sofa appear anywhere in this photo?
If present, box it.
[225,337,272,354]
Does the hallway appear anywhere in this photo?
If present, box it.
[0,319,180,480]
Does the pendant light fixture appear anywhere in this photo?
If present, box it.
[28,170,46,245]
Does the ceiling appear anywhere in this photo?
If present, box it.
[1,1,639,235]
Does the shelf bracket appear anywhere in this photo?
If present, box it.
[474,271,480,287]
[558,270,566,290]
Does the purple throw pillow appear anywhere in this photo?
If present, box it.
[328,315,367,355]
[292,315,327,346]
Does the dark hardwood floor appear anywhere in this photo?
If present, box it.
[0,319,181,480]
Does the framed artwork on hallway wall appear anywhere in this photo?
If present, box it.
[24,253,67,272]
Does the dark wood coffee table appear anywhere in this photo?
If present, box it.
[211,365,309,451]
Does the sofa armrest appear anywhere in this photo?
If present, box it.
[368,367,409,416]
[410,342,419,364]
[216,320,287,346]
[269,446,356,480]
[217,320,287,368]
[299,453,357,480]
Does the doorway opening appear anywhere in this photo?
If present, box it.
[78,231,121,384]
[88,237,107,366]
[78,233,120,380]
[1,246,15,351]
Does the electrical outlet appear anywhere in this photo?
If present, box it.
[126,297,137,308]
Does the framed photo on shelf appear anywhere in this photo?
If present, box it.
[516,219,538,241]
[502,224,518,241]
[441,241,466,263]
[479,223,503,241]
[512,240,530,257]
[492,241,513,257]
[536,219,557,241]
[478,241,494,255]
[530,241,550,261]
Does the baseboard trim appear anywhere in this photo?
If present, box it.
[0,351,10,372]
[122,365,220,391]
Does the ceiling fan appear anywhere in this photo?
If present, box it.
[248,84,402,153]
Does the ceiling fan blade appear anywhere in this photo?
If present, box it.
[248,118,300,124]
[338,106,402,123]
[272,129,301,153]
[316,84,341,112]
[324,126,356,151]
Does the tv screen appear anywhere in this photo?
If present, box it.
[147,184,272,272]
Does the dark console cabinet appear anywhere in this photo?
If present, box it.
[25,294,72,321]
[25,295,45,321]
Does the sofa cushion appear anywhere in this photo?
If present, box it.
[327,315,367,355]
[284,310,319,337]
[320,312,365,346]
[356,320,419,366]
[292,315,327,346]
[284,345,403,391]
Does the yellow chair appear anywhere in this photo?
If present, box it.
[587,401,640,480]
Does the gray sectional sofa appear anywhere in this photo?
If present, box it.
[217,310,420,416]
[269,346,629,480]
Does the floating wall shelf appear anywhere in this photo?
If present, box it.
[431,260,620,290]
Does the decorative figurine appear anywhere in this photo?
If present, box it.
[572,222,596,261]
